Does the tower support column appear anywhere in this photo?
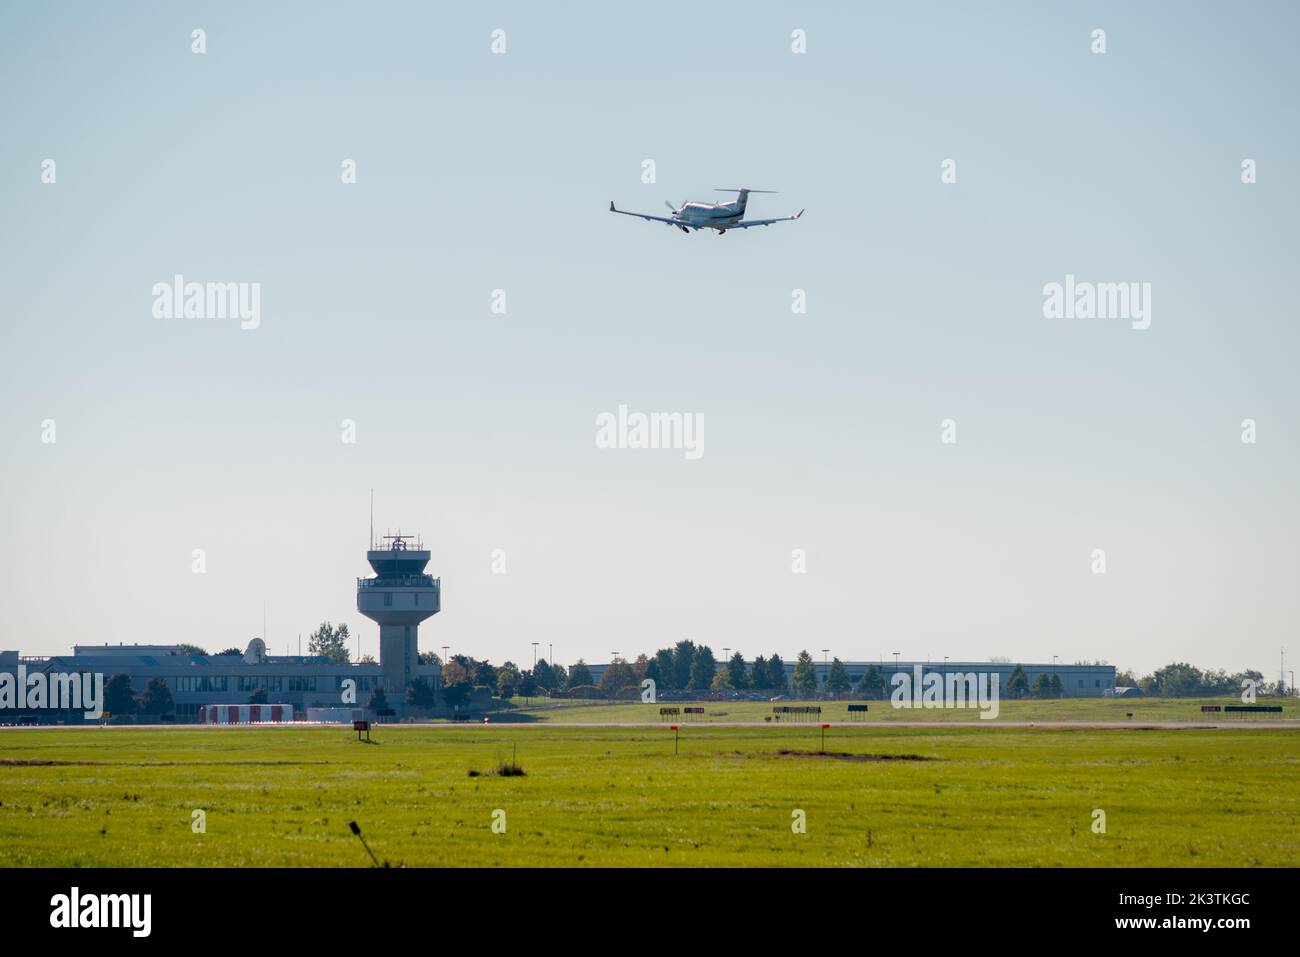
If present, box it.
[379,624,416,695]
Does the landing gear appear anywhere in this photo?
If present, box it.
[718,229,726,236]
[678,225,689,234]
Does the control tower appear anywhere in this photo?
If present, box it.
[357,533,440,696]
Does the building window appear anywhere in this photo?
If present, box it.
[384,592,392,606]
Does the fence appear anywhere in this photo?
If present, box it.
[771,706,822,723]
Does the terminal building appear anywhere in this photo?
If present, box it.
[0,531,471,723]
[0,640,416,722]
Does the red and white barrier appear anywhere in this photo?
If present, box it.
[198,704,295,724]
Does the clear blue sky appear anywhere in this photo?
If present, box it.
[1,1,1296,679]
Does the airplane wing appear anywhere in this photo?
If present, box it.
[608,201,681,226]
[726,209,806,229]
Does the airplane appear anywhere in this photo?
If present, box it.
[609,188,804,235]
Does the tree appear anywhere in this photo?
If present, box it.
[442,659,472,686]
[857,664,887,699]
[470,660,495,689]
[175,643,208,657]
[1115,668,1137,687]
[517,671,539,698]
[139,677,174,714]
[826,658,851,697]
[1143,662,1205,697]
[406,678,435,709]
[568,660,593,687]
[1006,665,1029,699]
[711,668,734,691]
[1048,673,1064,698]
[653,649,676,689]
[749,656,770,689]
[533,659,556,690]
[418,651,443,667]
[104,673,136,715]
[1032,672,1054,699]
[497,662,521,698]
[308,621,352,664]
[550,663,568,692]
[442,679,472,709]
[216,647,242,657]
[768,654,789,693]
[367,686,389,712]
[248,687,269,704]
[672,640,697,690]
[726,652,749,690]
[643,656,662,688]
[1200,669,1233,695]
[600,658,637,696]
[688,646,717,691]
[792,651,818,697]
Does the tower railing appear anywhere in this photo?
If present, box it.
[357,575,439,589]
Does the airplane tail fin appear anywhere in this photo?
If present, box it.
[714,187,775,215]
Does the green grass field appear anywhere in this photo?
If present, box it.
[493,695,1300,724]
[2,722,1297,867]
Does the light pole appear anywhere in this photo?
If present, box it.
[893,651,900,672]
[822,649,830,698]
[530,642,540,703]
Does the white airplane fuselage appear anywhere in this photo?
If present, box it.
[674,196,747,230]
